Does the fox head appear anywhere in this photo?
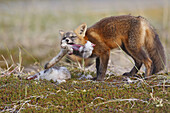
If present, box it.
[59,23,87,47]
[45,24,93,69]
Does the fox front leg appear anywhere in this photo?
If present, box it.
[96,52,110,81]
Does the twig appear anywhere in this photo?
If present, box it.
[151,85,170,87]
[78,98,148,112]
[1,66,18,77]
[26,103,49,110]
[1,55,9,69]
[17,100,31,113]
[93,98,148,107]
[93,97,105,101]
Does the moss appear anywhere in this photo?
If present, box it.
[0,71,169,112]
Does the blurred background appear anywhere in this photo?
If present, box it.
[0,0,169,74]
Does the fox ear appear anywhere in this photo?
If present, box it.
[59,30,65,37]
[74,23,87,38]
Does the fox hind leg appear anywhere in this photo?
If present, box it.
[123,59,142,76]
[127,47,152,78]
[121,44,142,76]
[123,19,153,77]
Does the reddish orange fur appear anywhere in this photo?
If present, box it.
[72,15,166,81]
[45,15,166,81]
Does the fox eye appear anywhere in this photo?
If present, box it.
[71,36,77,39]
[63,37,66,40]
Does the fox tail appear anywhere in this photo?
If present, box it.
[146,30,166,74]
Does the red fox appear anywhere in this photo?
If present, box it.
[45,15,166,81]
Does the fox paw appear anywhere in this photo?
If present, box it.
[44,63,49,69]
[91,77,97,81]
[91,77,104,81]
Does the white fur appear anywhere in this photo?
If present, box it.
[61,40,94,58]
[61,40,73,54]
[78,74,93,80]
[33,67,71,83]
[79,41,94,58]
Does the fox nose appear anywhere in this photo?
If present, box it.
[66,39,69,43]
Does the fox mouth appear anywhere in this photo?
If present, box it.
[67,42,74,45]
[65,42,82,51]
[64,43,83,55]
[63,38,83,50]
[63,41,95,55]
[71,44,82,51]
[68,42,95,51]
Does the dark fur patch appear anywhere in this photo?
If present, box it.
[149,32,166,74]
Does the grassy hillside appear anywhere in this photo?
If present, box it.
[0,66,169,112]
